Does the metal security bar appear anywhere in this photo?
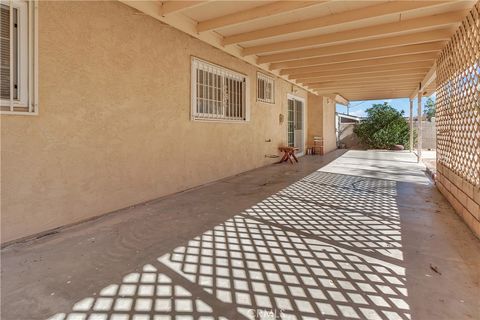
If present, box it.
[257,72,275,104]
[0,0,37,115]
[191,57,247,121]
[436,2,479,186]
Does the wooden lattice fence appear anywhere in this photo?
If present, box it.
[436,2,480,187]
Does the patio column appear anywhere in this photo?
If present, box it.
[409,99,413,152]
[417,93,422,163]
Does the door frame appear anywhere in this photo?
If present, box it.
[287,94,307,157]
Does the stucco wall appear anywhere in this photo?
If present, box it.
[322,98,337,153]
[0,1,310,243]
[307,94,323,146]
[306,94,336,154]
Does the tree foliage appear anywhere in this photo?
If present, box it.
[353,102,411,149]
[424,97,436,121]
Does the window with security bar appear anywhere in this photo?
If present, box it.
[256,72,274,104]
[0,0,37,114]
[191,57,249,122]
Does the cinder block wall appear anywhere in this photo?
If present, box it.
[436,164,480,238]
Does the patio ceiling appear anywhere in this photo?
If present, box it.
[122,0,475,101]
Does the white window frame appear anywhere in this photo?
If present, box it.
[1,0,38,115]
[256,72,275,104]
[191,57,250,122]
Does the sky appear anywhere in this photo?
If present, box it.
[336,94,435,118]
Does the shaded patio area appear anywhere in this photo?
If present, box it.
[2,150,479,320]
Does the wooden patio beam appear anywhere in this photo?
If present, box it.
[160,1,210,16]
[294,71,427,83]
[335,93,412,100]
[306,77,422,86]
[289,66,431,80]
[283,61,434,77]
[197,1,323,32]
[258,29,452,64]
[243,10,467,56]
[315,88,415,95]
[311,86,418,94]
[300,76,424,85]
[311,83,418,89]
[269,43,444,70]
[223,1,452,45]
[409,63,437,99]
[307,79,422,89]
[280,53,436,75]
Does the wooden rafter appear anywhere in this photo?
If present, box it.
[315,88,415,96]
[301,76,424,86]
[160,1,210,16]
[281,58,436,76]
[344,94,412,100]
[223,1,453,45]
[410,63,437,99]
[294,70,428,83]
[302,78,424,88]
[289,66,431,81]
[258,29,452,64]
[197,1,323,32]
[243,10,467,56]
[310,84,418,92]
[269,43,444,70]
[306,76,423,84]
[307,79,423,89]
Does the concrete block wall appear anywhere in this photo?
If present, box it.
[436,163,480,238]
[415,119,436,150]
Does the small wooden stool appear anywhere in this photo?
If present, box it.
[307,136,324,155]
[278,146,299,164]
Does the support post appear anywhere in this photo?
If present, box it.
[417,93,422,163]
[409,99,413,152]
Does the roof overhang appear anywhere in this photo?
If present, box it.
[120,0,475,100]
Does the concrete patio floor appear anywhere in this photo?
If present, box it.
[2,150,479,320]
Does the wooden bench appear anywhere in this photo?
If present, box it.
[278,146,299,164]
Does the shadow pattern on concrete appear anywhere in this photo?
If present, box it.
[47,170,411,320]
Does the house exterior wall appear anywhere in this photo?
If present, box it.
[307,94,323,146]
[322,97,337,154]
[307,94,337,154]
[0,1,313,243]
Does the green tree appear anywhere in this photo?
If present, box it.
[424,97,435,121]
[353,102,412,149]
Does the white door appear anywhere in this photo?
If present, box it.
[287,96,305,155]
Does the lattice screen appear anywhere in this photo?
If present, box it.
[436,2,480,187]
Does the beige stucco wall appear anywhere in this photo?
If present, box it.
[307,94,337,154]
[307,94,323,146]
[0,1,311,243]
[322,98,337,153]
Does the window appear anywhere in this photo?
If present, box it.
[1,0,37,114]
[191,57,249,122]
[257,72,274,104]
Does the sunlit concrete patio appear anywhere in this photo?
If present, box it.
[2,150,479,320]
